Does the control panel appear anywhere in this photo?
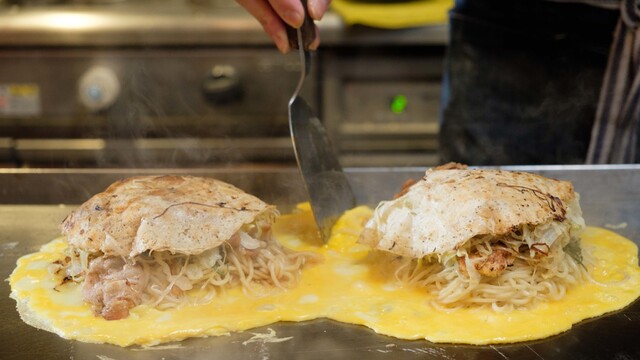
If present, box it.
[322,47,445,167]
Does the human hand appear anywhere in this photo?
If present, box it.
[236,0,331,53]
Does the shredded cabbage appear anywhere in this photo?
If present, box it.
[384,195,590,311]
[58,212,319,312]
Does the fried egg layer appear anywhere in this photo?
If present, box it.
[9,205,640,346]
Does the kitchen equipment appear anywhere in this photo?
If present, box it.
[287,1,356,241]
[0,0,319,167]
[0,165,639,359]
[0,0,447,168]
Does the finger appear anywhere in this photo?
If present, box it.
[308,25,321,50]
[236,0,290,53]
[308,0,331,20]
[268,0,304,28]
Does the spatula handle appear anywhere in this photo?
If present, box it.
[285,0,316,50]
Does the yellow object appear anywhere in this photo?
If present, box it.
[330,0,453,29]
[9,206,640,346]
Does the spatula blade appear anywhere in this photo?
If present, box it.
[289,96,356,240]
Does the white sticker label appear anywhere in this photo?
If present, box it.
[0,84,41,117]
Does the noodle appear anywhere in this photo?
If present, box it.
[134,239,319,308]
[60,217,321,312]
[377,199,589,312]
[388,236,588,311]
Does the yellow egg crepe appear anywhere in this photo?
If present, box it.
[9,204,640,346]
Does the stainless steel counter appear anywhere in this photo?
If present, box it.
[0,165,638,359]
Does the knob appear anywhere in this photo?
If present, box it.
[78,66,120,112]
[202,65,243,104]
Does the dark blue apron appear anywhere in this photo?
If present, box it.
[439,0,638,164]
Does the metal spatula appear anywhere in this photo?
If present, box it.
[286,1,355,242]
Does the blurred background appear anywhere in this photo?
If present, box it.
[0,0,451,168]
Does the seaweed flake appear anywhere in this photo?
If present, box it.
[153,201,259,220]
[496,183,566,219]
[564,237,585,269]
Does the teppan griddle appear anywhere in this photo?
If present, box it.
[0,165,638,360]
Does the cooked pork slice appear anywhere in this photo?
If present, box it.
[393,163,469,199]
[433,162,468,170]
[458,248,515,278]
[82,257,148,320]
[394,179,418,199]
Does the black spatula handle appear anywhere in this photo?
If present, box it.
[285,0,316,50]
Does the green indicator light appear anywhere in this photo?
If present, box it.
[390,94,408,114]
